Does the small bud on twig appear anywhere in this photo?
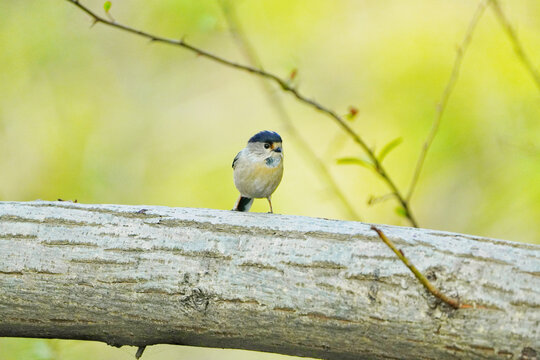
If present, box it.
[103,1,115,22]
[345,106,358,121]
[289,68,298,81]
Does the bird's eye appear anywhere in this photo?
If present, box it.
[264,143,270,149]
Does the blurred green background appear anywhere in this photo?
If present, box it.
[1,0,539,359]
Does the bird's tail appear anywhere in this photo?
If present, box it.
[233,196,253,212]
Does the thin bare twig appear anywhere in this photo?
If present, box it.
[489,0,540,92]
[218,0,361,221]
[135,346,146,359]
[371,226,472,309]
[406,0,489,202]
[64,0,418,227]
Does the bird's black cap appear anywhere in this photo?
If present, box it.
[248,130,282,144]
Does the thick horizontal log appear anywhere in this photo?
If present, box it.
[0,201,538,360]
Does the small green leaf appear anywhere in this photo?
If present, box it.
[378,137,402,163]
[336,157,373,169]
[367,193,393,206]
[104,1,112,12]
[395,206,408,218]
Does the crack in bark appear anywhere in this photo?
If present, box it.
[0,215,101,227]
[282,260,347,270]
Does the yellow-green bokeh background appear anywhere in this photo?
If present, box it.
[1,0,539,359]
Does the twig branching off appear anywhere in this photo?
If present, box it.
[489,0,540,92]
[370,225,472,310]
[406,0,489,202]
[218,0,361,221]
[64,0,418,227]
[135,346,146,359]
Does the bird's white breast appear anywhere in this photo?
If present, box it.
[233,151,283,199]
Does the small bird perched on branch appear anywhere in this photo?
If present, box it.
[232,131,284,213]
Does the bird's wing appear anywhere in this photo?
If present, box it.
[232,151,241,169]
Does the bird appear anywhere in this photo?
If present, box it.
[232,130,284,213]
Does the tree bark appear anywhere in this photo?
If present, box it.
[0,201,538,360]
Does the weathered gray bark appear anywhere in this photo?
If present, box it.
[0,201,538,359]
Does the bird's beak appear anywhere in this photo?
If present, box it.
[274,147,282,153]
